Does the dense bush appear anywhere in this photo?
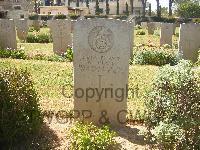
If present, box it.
[177,2,200,18]
[0,68,42,146]
[29,13,39,20]
[68,122,117,150]
[27,32,52,43]
[0,49,27,59]
[40,14,54,21]
[64,47,73,62]
[54,14,67,19]
[135,25,142,30]
[193,18,200,23]
[69,13,80,20]
[150,16,176,23]
[136,30,146,35]
[145,60,200,149]
[133,49,180,66]
[28,26,36,32]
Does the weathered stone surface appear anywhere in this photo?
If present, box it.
[48,19,72,55]
[179,23,200,62]
[160,23,174,46]
[141,22,147,28]
[33,20,40,31]
[153,22,161,29]
[28,20,41,31]
[147,22,156,35]
[173,23,176,35]
[73,19,132,126]
[0,19,17,49]
[15,19,28,41]
[71,20,76,33]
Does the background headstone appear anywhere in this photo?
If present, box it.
[32,20,40,31]
[147,22,156,35]
[15,19,28,41]
[0,19,17,50]
[71,20,76,33]
[73,19,132,126]
[49,19,72,55]
[160,23,174,46]
[173,23,176,35]
[130,21,135,58]
[141,22,147,28]
[179,23,200,62]
[154,22,161,29]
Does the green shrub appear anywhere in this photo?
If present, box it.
[46,54,67,62]
[0,68,42,146]
[40,14,53,21]
[64,47,73,62]
[145,60,200,149]
[69,13,80,20]
[0,49,27,59]
[175,32,179,37]
[152,122,184,149]
[26,33,38,43]
[150,17,176,23]
[68,122,117,150]
[177,2,200,18]
[192,18,200,23]
[27,32,52,43]
[135,25,142,30]
[28,27,36,32]
[54,14,67,19]
[136,30,145,35]
[133,49,180,66]
[29,13,39,20]
[37,33,52,43]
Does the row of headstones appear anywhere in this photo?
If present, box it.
[0,19,40,50]
[0,18,199,126]
[0,19,199,62]
[141,22,176,45]
[141,22,200,62]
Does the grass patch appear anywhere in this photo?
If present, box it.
[0,58,158,120]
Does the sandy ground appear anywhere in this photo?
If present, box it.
[14,117,151,150]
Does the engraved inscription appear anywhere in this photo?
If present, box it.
[78,55,123,74]
[88,26,114,53]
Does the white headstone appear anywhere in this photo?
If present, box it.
[15,19,28,41]
[0,19,17,50]
[73,19,133,126]
[160,23,174,46]
[147,22,156,35]
[179,23,200,62]
[141,22,147,28]
[32,20,40,31]
[48,19,72,55]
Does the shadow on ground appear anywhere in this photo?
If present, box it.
[113,125,146,146]
[2,123,61,150]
